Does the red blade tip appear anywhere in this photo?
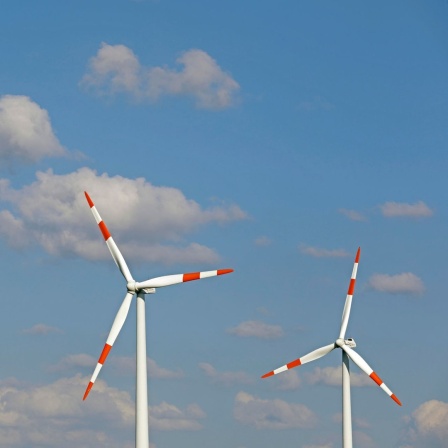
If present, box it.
[355,247,361,263]
[84,191,94,208]
[261,371,274,379]
[83,381,94,401]
[217,269,233,275]
[391,394,402,406]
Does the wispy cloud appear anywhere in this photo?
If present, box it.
[368,273,424,295]
[273,369,301,391]
[379,201,433,218]
[49,354,183,379]
[49,354,95,372]
[300,244,350,258]
[150,402,205,431]
[306,366,374,387]
[22,324,63,335]
[338,208,367,222]
[233,391,316,429]
[110,356,184,379]
[0,95,68,166]
[254,236,272,247]
[81,43,240,109]
[0,167,246,264]
[298,96,334,111]
[227,320,284,339]
[199,362,253,386]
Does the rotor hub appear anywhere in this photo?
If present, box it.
[126,281,137,293]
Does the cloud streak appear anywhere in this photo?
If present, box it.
[300,244,350,258]
[82,43,240,109]
[368,273,424,295]
[22,324,63,335]
[379,201,433,218]
[306,366,374,387]
[0,167,246,264]
[227,320,284,339]
[233,391,316,429]
[199,362,253,386]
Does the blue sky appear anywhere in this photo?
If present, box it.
[0,1,447,447]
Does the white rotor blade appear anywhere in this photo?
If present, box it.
[85,192,133,283]
[136,269,233,290]
[341,344,402,406]
[262,343,336,378]
[339,247,361,339]
[83,292,134,400]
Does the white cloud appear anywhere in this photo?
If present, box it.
[380,201,433,218]
[300,244,350,258]
[339,208,367,222]
[0,95,67,166]
[82,43,240,109]
[0,375,134,447]
[406,400,448,446]
[368,273,424,295]
[199,362,253,386]
[22,323,63,335]
[0,375,203,447]
[233,391,316,429]
[0,167,246,264]
[306,366,374,387]
[226,320,284,339]
[150,402,205,431]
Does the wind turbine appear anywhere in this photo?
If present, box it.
[261,248,401,448]
[82,192,233,448]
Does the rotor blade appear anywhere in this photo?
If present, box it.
[341,344,402,406]
[261,343,336,378]
[85,192,133,283]
[339,247,361,339]
[83,292,134,400]
[136,269,233,290]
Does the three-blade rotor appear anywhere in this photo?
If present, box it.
[83,192,233,400]
[261,247,402,406]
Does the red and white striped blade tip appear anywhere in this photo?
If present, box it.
[84,191,94,207]
[261,358,301,378]
[83,382,93,401]
[182,268,233,282]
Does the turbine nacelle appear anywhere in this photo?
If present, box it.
[344,337,356,348]
[336,338,356,348]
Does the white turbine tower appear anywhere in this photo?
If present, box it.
[261,248,401,448]
[82,192,233,448]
